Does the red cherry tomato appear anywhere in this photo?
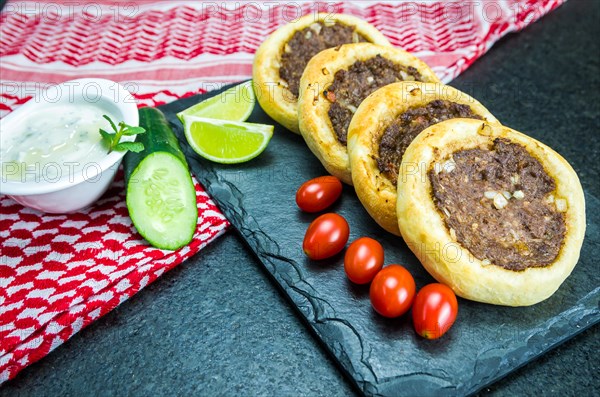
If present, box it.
[344,237,384,284]
[296,176,343,213]
[412,283,458,339]
[303,213,349,260]
[369,265,416,318]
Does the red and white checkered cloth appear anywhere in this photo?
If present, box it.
[0,0,565,383]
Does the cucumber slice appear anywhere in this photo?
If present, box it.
[124,107,198,250]
[126,152,197,250]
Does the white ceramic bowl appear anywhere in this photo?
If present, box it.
[0,78,139,213]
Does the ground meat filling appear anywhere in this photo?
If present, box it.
[429,138,566,271]
[279,23,366,98]
[377,100,483,185]
[325,55,424,145]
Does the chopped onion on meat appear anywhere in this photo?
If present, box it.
[513,190,525,200]
[310,23,322,35]
[443,160,456,173]
[493,193,508,209]
[484,191,497,199]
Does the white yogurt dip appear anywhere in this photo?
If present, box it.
[1,103,117,182]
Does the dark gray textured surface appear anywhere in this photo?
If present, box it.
[1,232,355,397]
[2,0,599,396]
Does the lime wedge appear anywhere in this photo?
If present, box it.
[177,81,255,123]
[183,115,273,164]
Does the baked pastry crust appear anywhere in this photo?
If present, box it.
[347,82,499,235]
[297,43,440,185]
[396,119,586,306]
[252,13,390,134]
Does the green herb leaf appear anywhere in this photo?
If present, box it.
[99,128,114,150]
[103,115,118,133]
[99,128,113,141]
[114,142,145,153]
[122,126,146,136]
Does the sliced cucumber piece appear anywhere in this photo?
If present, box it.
[126,152,197,250]
[123,107,198,250]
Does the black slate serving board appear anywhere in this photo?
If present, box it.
[158,97,599,396]
[157,11,600,395]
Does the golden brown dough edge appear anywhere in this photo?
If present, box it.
[396,118,586,306]
[252,13,391,134]
[347,82,500,236]
[297,43,441,185]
